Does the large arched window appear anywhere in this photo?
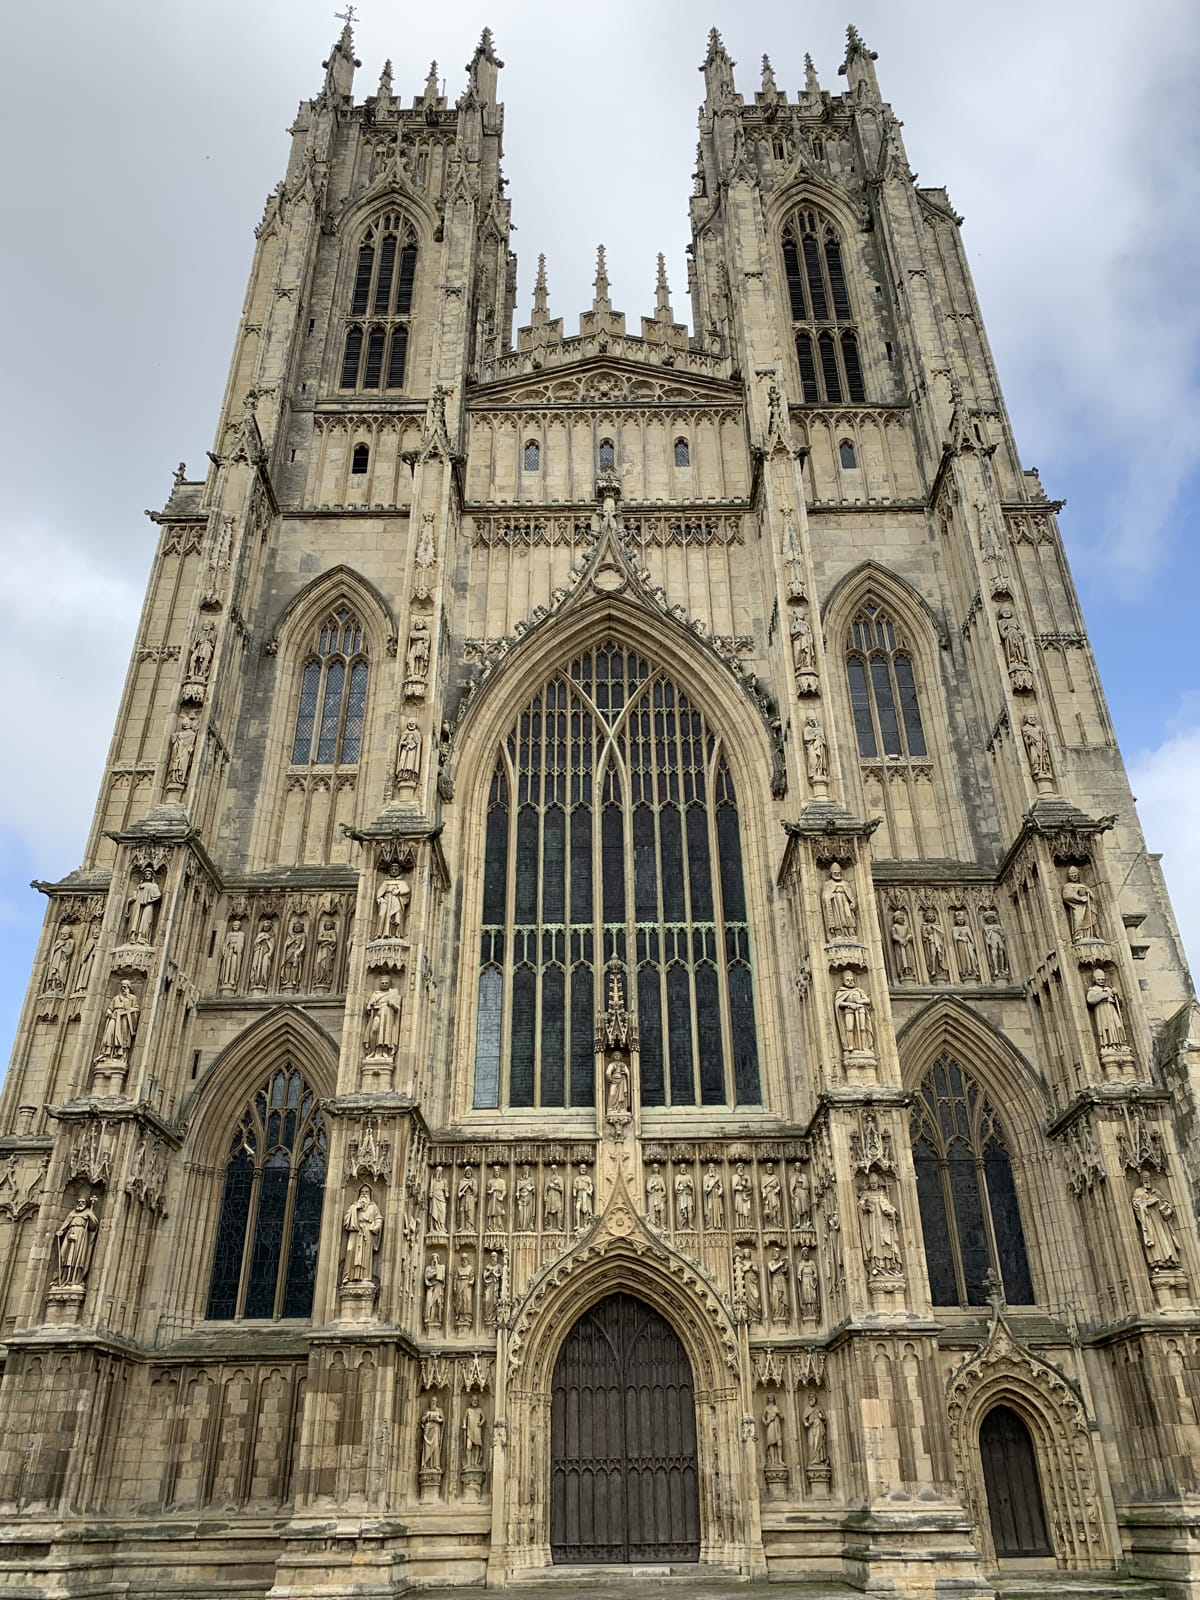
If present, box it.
[206,1064,327,1320]
[291,606,369,767]
[911,1054,1034,1307]
[845,598,926,759]
[782,207,866,404]
[338,212,417,392]
[473,644,761,1112]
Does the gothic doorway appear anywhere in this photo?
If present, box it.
[550,1292,700,1564]
[980,1405,1053,1558]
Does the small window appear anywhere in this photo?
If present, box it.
[674,438,690,468]
[524,439,541,471]
[598,439,615,470]
[351,443,370,474]
[839,440,857,469]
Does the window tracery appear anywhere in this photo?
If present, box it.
[339,213,417,392]
[782,207,866,404]
[598,439,616,470]
[845,598,926,760]
[674,438,691,468]
[472,645,761,1113]
[205,1064,327,1320]
[524,439,541,471]
[291,606,369,768]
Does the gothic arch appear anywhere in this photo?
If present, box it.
[820,559,946,642]
[335,187,438,251]
[764,178,863,241]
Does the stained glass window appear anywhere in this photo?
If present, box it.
[910,1053,1034,1307]
[206,1064,327,1320]
[338,214,416,392]
[845,599,926,759]
[473,645,761,1111]
[674,438,691,467]
[782,208,867,403]
[290,606,369,767]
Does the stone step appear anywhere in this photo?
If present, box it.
[445,1574,857,1599]
[994,1575,1170,1600]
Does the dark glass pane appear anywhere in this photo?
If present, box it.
[685,804,713,920]
[540,965,566,1107]
[913,1143,958,1305]
[842,330,865,401]
[362,327,385,388]
[510,967,536,1105]
[542,806,565,923]
[695,964,724,1105]
[825,238,852,321]
[341,662,367,763]
[985,1146,1035,1305]
[839,439,857,469]
[795,333,819,404]
[727,963,760,1104]
[660,805,685,922]
[394,245,417,314]
[894,655,927,756]
[674,438,690,467]
[244,1166,289,1318]
[515,809,538,923]
[870,657,901,756]
[206,1152,253,1319]
[292,660,321,764]
[802,234,829,319]
[783,237,807,320]
[569,965,594,1107]
[716,804,747,923]
[473,966,503,1108]
[351,244,373,315]
[637,963,665,1107]
[482,785,509,925]
[948,1147,991,1306]
[386,324,408,388]
[667,964,694,1105]
[373,234,396,314]
[351,443,370,474]
[281,1144,325,1317]
[598,440,615,469]
[818,332,842,403]
[524,439,540,471]
[602,804,624,925]
[570,805,592,924]
[339,325,363,388]
[632,805,657,921]
[316,661,345,763]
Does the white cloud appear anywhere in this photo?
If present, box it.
[1128,726,1200,973]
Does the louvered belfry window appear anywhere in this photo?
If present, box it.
[783,208,866,404]
[291,606,369,767]
[473,645,761,1112]
[338,213,417,392]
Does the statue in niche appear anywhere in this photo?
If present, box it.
[342,1183,383,1284]
[95,980,140,1065]
[453,1252,476,1325]
[803,1398,829,1468]
[249,919,276,989]
[858,1174,903,1277]
[1062,867,1101,943]
[279,920,307,989]
[703,1164,725,1229]
[52,1194,99,1288]
[362,976,403,1059]
[419,1401,444,1472]
[463,1400,485,1469]
[675,1166,695,1229]
[428,1166,449,1234]
[457,1165,479,1232]
[75,918,101,993]
[797,1250,820,1319]
[482,1250,503,1326]
[375,863,411,940]
[760,1162,783,1225]
[125,867,162,946]
[762,1395,784,1466]
[790,1163,812,1228]
[951,909,980,980]
[405,618,430,693]
[996,605,1031,674]
[645,1163,667,1227]
[834,969,875,1054]
[981,907,1009,980]
[1021,709,1053,781]
[1132,1181,1179,1271]
[735,1244,763,1322]
[604,1055,631,1123]
[515,1166,535,1231]
[890,905,916,979]
[544,1164,564,1230]
[732,1162,753,1225]
[485,1165,507,1230]
[802,712,828,782]
[218,918,245,990]
[821,863,857,940]
[767,381,786,442]
[1087,967,1129,1052]
[167,710,199,789]
[768,1245,790,1321]
[46,925,75,993]
[187,620,216,682]
[790,607,816,674]
[395,719,423,789]
[573,1165,594,1229]
[313,917,338,989]
[920,907,949,980]
[423,1253,445,1325]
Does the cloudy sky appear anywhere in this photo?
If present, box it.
[1,0,1198,1058]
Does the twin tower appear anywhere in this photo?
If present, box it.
[1,22,1198,1600]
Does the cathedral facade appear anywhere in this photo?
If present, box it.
[2,22,1199,1599]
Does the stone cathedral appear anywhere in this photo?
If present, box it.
[3,20,1200,1600]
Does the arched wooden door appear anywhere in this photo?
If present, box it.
[550,1292,700,1564]
[980,1405,1053,1558]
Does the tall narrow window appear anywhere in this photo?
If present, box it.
[674,438,691,467]
[524,439,541,471]
[598,439,616,470]
[291,606,369,767]
[910,1054,1034,1307]
[782,208,868,403]
[473,645,761,1112]
[206,1064,327,1320]
[845,598,926,759]
[351,443,370,474]
[338,213,418,392]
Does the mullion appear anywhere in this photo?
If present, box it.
[272,1169,302,1319]
[707,745,737,1107]
[235,1168,264,1318]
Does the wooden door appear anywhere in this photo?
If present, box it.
[550,1293,700,1563]
[980,1404,1052,1558]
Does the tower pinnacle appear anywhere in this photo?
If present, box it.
[654,254,674,324]
[839,23,881,98]
[320,11,360,102]
[592,246,612,316]
[532,255,550,324]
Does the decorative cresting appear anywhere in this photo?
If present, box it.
[503,1178,748,1575]
[946,1315,1109,1569]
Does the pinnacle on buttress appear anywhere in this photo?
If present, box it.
[476,26,501,65]
[321,8,361,102]
[375,58,394,110]
[592,246,612,316]
[804,52,821,96]
[839,23,881,97]
[760,54,779,96]
[466,26,503,104]
[654,254,674,324]
[700,26,737,103]
[532,254,551,323]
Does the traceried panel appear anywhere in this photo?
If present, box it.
[782,207,866,404]
[473,645,761,1112]
[279,605,369,865]
[337,212,418,393]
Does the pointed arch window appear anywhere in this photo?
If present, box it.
[291,605,369,767]
[910,1054,1034,1307]
[339,212,418,392]
[782,208,866,403]
[473,644,761,1113]
[845,598,926,759]
[205,1064,327,1320]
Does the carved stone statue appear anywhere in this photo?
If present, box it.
[802,712,828,782]
[53,1195,99,1288]
[544,1164,564,1230]
[889,905,915,979]
[920,908,949,980]
[342,1183,382,1283]
[821,863,857,939]
[485,1165,507,1230]
[187,620,216,683]
[797,1250,820,1319]
[732,1162,753,1225]
[573,1165,594,1229]
[463,1400,485,1468]
[790,607,816,674]
[423,1253,446,1325]
[95,981,140,1064]
[395,719,423,788]
[457,1165,478,1231]
[126,868,161,946]
[218,918,245,990]
[167,711,199,789]
[760,1163,783,1225]
[858,1175,903,1277]
[675,1166,695,1228]
[362,976,403,1059]
[420,1401,444,1471]
[1021,709,1053,782]
[75,918,100,993]
[645,1163,667,1227]
[279,920,307,989]
[981,907,1009,980]
[249,920,276,989]
[405,618,431,693]
[375,864,411,939]
[1132,1182,1179,1271]
[1087,968,1128,1051]
[453,1251,476,1326]
[996,605,1031,683]
[803,1399,829,1468]
[790,1164,812,1228]
[768,1245,790,1321]
[762,1395,785,1466]
[703,1164,725,1229]
[428,1166,448,1233]
[482,1250,503,1326]
[951,909,980,980]
[605,1055,631,1124]
[46,926,75,994]
[515,1166,535,1231]
[736,1244,762,1322]
[834,970,875,1054]
[1062,867,1100,943]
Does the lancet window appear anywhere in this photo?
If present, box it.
[291,606,369,768]
[206,1064,327,1320]
[782,207,866,404]
[910,1054,1034,1307]
[338,213,417,392]
[473,645,761,1113]
[845,598,926,759]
